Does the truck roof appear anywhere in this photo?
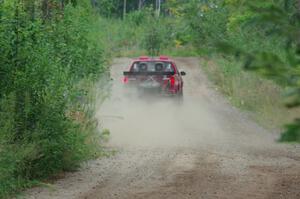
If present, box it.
[133,56,173,62]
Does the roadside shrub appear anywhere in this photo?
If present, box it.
[143,20,164,56]
[0,1,107,198]
[127,10,149,26]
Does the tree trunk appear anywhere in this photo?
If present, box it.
[158,0,161,17]
[123,0,127,19]
[13,1,26,141]
[24,0,35,27]
[41,0,50,21]
[91,0,97,8]
[26,0,39,132]
[61,0,65,10]
[155,0,161,17]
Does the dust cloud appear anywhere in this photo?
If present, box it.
[97,58,230,149]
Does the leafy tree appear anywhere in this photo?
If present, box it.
[218,0,300,142]
[174,0,299,142]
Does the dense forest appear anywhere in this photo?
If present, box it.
[0,0,299,198]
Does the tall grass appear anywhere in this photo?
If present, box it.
[202,56,300,131]
[96,10,197,58]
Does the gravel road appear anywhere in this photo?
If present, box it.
[24,58,300,199]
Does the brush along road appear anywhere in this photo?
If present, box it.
[25,58,300,199]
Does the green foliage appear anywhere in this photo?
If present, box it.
[143,19,164,56]
[203,56,299,131]
[216,0,300,142]
[100,128,111,142]
[127,10,148,26]
[172,0,300,142]
[2,1,299,197]
[0,0,107,197]
[281,119,300,142]
[92,0,160,18]
[183,1,229,53]
[91,7,184,57]
[93,0,121,18]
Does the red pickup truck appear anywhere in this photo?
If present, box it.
[123,56,186,96]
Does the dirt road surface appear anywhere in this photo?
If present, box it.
[25,58,300,199]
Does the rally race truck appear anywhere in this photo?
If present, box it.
[123,56,186,97]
